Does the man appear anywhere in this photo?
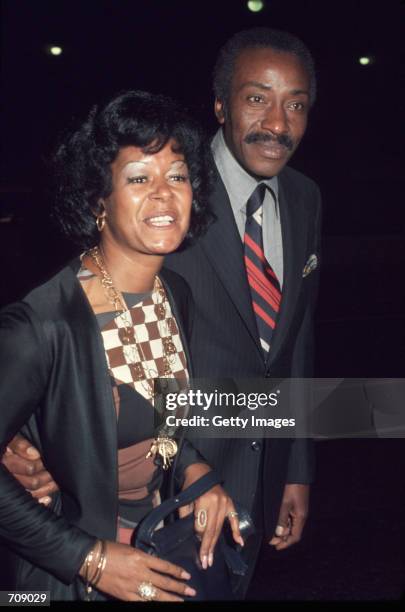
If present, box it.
[3,28,321,596]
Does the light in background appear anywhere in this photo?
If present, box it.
[46,45,63,56]
[359,56,373,65]
[247,0,265,13]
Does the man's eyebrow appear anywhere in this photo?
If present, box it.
[238,81,309,96]
[290,88,309,96]
[238,81,272,91]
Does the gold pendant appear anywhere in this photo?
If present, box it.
[146,436,178,470]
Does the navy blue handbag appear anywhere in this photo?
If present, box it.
[133,472,254,601]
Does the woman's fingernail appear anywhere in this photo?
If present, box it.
[39,497,51,505]
[185,587,197,597]
[26,447,40,458]
[181,571,191,580]
[275,525,285,536]
[208,553,213,567]
[202,555,208,569]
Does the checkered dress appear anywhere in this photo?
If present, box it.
[100,287,189,401]
[77,265,189,537]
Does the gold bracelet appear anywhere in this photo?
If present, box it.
[81,540,101,597]
[91,540,107,587]
[88,540,102,584]
[84,546,95,583]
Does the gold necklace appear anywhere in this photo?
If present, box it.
[87,245,176,379]
[86,245,178,469]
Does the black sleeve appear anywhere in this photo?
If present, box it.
[0,303,96,584]
[286,184,322,484]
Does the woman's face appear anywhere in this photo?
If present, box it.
[101,140,193,256]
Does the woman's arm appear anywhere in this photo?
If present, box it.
[0,303,197,600]
[0,303,96,583]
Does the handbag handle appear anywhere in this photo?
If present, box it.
[135,471,223,545]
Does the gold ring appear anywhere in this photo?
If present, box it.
[227,511,239,519]
[196,508,208,529]
[137,581,157,601]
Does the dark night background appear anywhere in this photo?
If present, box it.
[0,0,404,601]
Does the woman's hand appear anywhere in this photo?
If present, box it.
[179,463,244,569]
[82,541,196,602]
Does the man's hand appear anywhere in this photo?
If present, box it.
[2,434,59,505]
[269,483,310,551]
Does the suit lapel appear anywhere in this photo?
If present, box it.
[266,170,308,369]
[200,165,309,368]
[200,171,262,356]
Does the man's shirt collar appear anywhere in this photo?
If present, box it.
[211,128,279,213]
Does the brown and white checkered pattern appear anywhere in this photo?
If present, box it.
[100,288,189,403]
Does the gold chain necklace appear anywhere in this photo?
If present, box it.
[85,245,178,469]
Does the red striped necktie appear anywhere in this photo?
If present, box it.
[244,183,282,356]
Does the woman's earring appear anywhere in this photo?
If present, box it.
[96,213,106,232]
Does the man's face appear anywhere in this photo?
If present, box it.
[215,47,310,178]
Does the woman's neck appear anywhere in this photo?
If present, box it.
[85,242,164,294]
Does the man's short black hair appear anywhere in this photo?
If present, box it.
[53,90,212,249]
[213,27,316,107]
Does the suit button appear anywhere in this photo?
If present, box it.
[251,441,261,452]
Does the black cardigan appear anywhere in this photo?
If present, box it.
[0,260,203,597]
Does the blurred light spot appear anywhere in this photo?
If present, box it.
[0,215,13,224]
[359,56,371,65]
[247,0,264,12]
[48,46,63,56]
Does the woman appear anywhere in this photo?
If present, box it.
[0,90,242,601]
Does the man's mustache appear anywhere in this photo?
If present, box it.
[244,132,294,151]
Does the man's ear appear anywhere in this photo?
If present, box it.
[214,98,226,125]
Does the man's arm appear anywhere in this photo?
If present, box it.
[269,184,322,550]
